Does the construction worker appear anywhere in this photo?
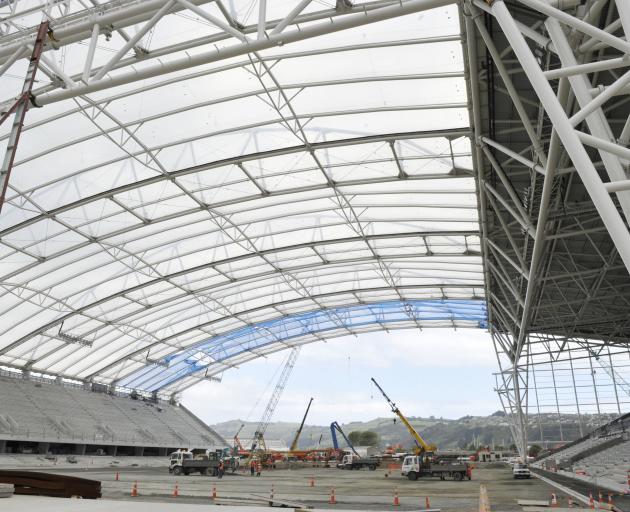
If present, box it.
[250,459,256,476]
[218,459,224,479]
[256,459,262,477]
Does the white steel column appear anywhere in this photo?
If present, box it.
[490,0,630,277]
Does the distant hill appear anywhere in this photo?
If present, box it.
[210,412,619,450]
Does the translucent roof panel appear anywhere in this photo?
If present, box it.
[0,0,482,394]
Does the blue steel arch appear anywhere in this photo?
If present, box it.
[119,299,487,393]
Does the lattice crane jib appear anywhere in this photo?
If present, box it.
[250,346,300,452]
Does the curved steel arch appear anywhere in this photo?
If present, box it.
[118,299,487,393]
[0,0,480,394]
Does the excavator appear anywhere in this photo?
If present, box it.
[371,377,470,481]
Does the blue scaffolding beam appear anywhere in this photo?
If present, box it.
[119,299,487,392]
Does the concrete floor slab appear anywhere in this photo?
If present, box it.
[15,463,573,511]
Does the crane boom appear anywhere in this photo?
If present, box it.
[330,421,360,456]
[290,397,313,451]
[370,377,432,453]
[251,347,300,451]
[233,423,245,454]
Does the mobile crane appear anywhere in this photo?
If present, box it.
[371,377,470,481]
[370,377,434,455]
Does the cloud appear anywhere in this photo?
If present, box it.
[182,329,501,425]
[296,329,496,369]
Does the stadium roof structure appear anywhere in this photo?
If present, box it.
[2,0,630,455]
[0,0,485,394]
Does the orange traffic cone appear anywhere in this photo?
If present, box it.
[425,496,431,509]
[130,481,138,497]
[568,496,574,508]
[329,487,337,505]
[393,487,400,506]
[589,491,595,509]
[211,485,217,500]
[551,493,558,507]
[115,471,119,481]
[172,482,179,498]
[310,476,315,487]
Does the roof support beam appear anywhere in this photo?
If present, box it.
[32,0,457,106]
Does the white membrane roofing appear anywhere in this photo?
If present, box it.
[0,0,483,394]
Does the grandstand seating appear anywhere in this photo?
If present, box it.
[573,439,630,486]
[532,413,630,492]
[0,375,226,452]
[535,436,614,469]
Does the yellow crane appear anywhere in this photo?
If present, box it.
[371,377,436,455]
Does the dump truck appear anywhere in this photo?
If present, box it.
[401,454,471,481]
[168,450,221,476]
[337,453,380,471]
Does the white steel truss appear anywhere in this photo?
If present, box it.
[463,0,630,455]
[0,0,481,394]
[1,0,630,457]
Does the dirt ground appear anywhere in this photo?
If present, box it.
[48,463,582,511]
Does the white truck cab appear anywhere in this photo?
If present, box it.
[169,451,192,473]
[401,455,421,476]
[341,454,352,466]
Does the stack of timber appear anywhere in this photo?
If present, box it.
[0,471,101,499]
[0,482,14,498]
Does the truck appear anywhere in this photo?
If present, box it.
[371,377,471,482]
[168,450,221,476]
[512,462,531,479]
[401,454,471,481]
[337,453,380,471]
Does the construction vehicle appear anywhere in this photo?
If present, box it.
[250,348,299,453]
[371,377,435,455]
[400,454,470,481]
[290,397,313,452]
[239,348,301,469]
[168,450,221,476]
[337,452,380,471]
[330,421,360,456]
[233,424,248,456]
[330,421,379,470]
[371,377,470,481]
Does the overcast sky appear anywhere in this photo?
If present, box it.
[182,328,501,426]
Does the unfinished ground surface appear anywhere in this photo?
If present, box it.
[30,463,592,511]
